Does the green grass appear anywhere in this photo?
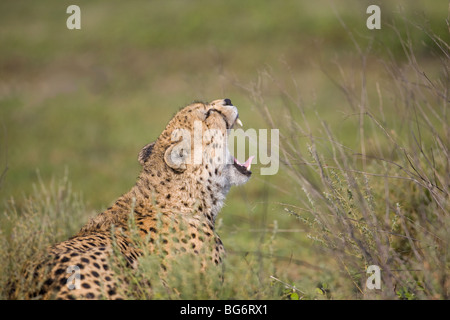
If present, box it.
[240,13,449,299]
[0,1,448,299]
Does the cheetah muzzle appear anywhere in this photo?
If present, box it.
[31,98,253,300]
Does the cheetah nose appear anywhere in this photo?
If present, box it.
[223,98,232,106]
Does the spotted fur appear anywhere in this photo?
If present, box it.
[32,99,252,299]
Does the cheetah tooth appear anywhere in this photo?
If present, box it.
[244,155,254,171]
[236,119,243,127]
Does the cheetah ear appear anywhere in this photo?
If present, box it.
[164,142,187,172]
[138,142,155,166]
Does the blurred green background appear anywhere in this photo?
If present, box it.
[1,0,446,204]
[0,0,448,298]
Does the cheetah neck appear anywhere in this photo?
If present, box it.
[131,170,230,228]
[76,168,230,238]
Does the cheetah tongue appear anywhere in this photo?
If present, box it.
[233,155,255,171]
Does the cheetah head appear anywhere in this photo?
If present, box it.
[138,99,253,189]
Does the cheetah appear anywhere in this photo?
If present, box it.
[31,98,253,299]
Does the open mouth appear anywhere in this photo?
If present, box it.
[230,116,254,176]
[233,155,254,176]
